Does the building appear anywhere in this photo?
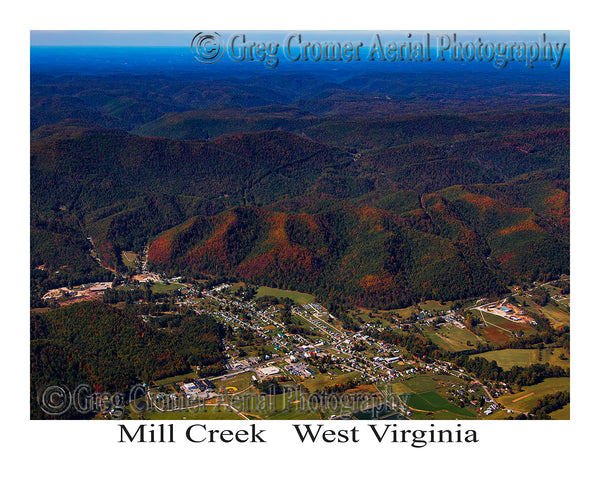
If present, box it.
[259,366,281,376]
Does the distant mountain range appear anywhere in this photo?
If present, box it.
[30,69,569,308]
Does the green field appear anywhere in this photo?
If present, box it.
[537,302,570,326]
[517,295,570,326]
[479,310,531,332]
[154,372,195,387]
[256,286,316,305]
[121,250,140,268]
[212,372,257,393]
[497,377,570,413]
[150,282,186,294]
[387,374,477,419]
[300,372,360,393]
[142,406,244,420]
[550,403,570,420]
[418,300,454,313]
[423,324,483,352]
[408,391,477,419]
[471,348,570,369]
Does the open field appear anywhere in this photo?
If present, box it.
[232,392,334,420]
[212,371,257,393]
[154,372,195,387]
[398,374,465,394]
[300,372,360,393]
[386,374,481,419]
[537,302,570,326]
[550,403,570,420]
[418,300,454,313]
[256,286,315,305]
[365,305,419,321]
[121,250,140,268]
[479,325,513,345]
[150,282,186,294]
[142,406,243,420]
[478,310,534,334]
[408,391,477,419]
[516,295,570,326]
[423,324,483,352]
[497,377,570,413]
[470,348,570,369]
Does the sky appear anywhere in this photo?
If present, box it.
[31,30,569,47]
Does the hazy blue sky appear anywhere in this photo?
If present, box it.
[31,30,569,46]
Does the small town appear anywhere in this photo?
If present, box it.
[38,246,569,421]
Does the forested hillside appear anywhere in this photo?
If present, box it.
[30,302,224,418]
[30,69,569,309]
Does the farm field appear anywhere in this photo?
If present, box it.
[479,310,534,334]
[388,374,476,419]
[408,391,477,419]
[300,371,360,393]
[497,377,570,414]
[233,392,333,420]
[256,286,315,305]
[470,348,570,369]
[423,324,483,352]
[479,325,513,345]
[516,295,570,326]
[550,404,570,420]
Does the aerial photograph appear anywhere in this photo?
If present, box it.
[30,30,570,421]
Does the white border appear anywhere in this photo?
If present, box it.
[6,1,598,478]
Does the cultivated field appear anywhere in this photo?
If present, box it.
[497,377,570,414]
[300,372,360,393]
[516,295,570,326]
[471,348,570,369]
[423,324,483,352]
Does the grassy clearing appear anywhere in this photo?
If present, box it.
[300,372,360,393]
[154,372,195,387]
[517,295,570,326]
[479,310,532,333]
[404,374,440,394]
[121,250,139,268]
[212,372,256,392]
[418,300,454,313]
[408,391,477,418]
[497,377,570,413]
[142,406,243,420]
[151,282,185,294]
[538,303,570,326]
[470,348,570,369]
[423,324,483,352]
[256,286,315,305]
[550,403,570,420]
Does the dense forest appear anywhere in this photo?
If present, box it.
[30,302,224,418]
[31,68,569,309]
